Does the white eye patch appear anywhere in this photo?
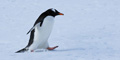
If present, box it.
[51,8,56,12]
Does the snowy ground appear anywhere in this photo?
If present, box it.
[0,0,120,60]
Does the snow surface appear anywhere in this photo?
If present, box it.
[0,0,120,60]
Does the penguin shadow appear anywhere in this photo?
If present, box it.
[34,48,85,52]
[51,48,86,52]
[35,49,49,52]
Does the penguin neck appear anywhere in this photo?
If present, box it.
[42,16,55,26]
[40,16,55,32]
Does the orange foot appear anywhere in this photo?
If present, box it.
[31,50,34,52]
[47,46,58,50]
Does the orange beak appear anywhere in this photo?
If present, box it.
[59,13,64,15]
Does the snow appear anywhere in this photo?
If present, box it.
[0,0,120,60]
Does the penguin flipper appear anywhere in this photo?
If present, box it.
[27,22,41,34]
[27,26,35,34]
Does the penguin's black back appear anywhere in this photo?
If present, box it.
[34,13,47,27]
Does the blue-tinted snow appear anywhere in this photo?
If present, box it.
[0,0,120,60]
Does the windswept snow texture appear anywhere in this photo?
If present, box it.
[0,0,120,60]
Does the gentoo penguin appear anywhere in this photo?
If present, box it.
[16,8,64,53]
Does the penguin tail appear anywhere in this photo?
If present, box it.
[15,48,28,53]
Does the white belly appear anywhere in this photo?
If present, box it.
[29,16,54,51]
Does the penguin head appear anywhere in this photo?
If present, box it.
[44,8,64,17]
